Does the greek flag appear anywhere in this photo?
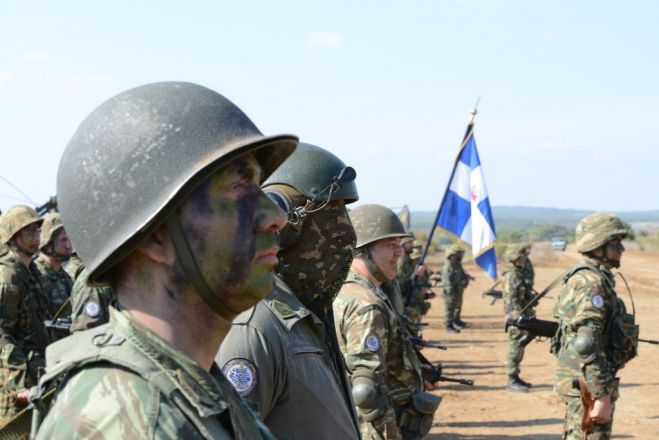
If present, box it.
[437,129,497,279]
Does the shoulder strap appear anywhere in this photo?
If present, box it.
[518,267,571,316]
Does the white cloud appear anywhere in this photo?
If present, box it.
[305,31,345,48]
[16,52,51,67]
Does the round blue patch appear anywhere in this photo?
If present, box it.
[365,334,381,352]
[84,301,100,318]
[591,294,605,309]
[222,358,257,396]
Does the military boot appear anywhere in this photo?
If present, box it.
[453,319,467,329]
[516,375,532,388]
[507,375,529,393]
[446,324,459,334]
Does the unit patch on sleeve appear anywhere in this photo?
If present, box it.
[84,301,101,318]
[591,294,605,309]
[364,334,381,352]
[222,358,258,396]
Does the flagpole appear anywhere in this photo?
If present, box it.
[418,105,478,267]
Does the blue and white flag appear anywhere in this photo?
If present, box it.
[437,129,497,279]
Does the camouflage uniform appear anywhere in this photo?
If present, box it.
[334,269,425,440]
[36,306,274,439]
[0,252,50,423]
[34,255,73,318]
[441,247,469,328]
[502,267,535,377]
[553,213,635,440]
[63,254,84,280]
[218,278,360,440]
[68,269,115,333]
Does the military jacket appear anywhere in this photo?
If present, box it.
[502,266,535,318]
[334,269,424,406]
[63,254,83,281]
[553,261,619,399]
[441,260,467,294]
[69,269,115,333]
[396,253,415,299]
[521,259,535,286]
[34,256,73,318]
[0,253,51,418]
[35,306,274,439]
[217,278,360,440]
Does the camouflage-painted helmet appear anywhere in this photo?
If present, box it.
[39,212,65,249]
[575,213,627,253]
[57,81,297,283]
[0,205,43,243]
[504,243,526,263]
[263,142,358,205]
[444,244,465,258]
[350,204,412,249]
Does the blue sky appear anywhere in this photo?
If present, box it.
[1,0,658,213]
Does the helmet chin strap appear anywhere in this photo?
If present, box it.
[166,211,236,320]
[589,246,620,269]
[357,248,389,284]
[8,240,35,260]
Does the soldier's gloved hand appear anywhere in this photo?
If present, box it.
[590,395,612,424]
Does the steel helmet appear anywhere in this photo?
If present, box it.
[0,205,43,244]
[575,213,628,253]
[39,212,65,249]
[263,142,358,206]
[350,204,412,249]
[57,81,297,284]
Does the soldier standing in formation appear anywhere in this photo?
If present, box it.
[33,213,74,320]
[553,213,637,440]
[217,143,361,439]
[31,81,297,438]
[441,245,470,333]
[334,204,440,440]
[0,206,50,423]
[502,243,535,392]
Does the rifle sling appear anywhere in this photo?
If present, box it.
[518,270,568,317]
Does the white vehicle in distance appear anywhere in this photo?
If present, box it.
[551,237,567,251]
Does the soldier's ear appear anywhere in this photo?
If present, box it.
[137,223,176,266]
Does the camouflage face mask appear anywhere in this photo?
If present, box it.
[276,201,356,316]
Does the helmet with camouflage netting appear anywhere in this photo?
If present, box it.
[575,213,628,253]
[445,244,465,258]
[350,204,412,249]
[39,212,65,249]
[0,205,43,244]
[57,81,297,286]
[504,243,527,263]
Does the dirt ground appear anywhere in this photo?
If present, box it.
[420,242,659,439]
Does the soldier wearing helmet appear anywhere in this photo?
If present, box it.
[502,243,535,392]
[395,237,433,328]
[334,204,440,440]
[31,82,297,439]
[217,142,361,440]
[441,244,470,333]
[553,213,635,440]
[33,213,74,322]
[0,205,50,423]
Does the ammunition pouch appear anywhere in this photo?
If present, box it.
[351,368,390,423]
[608,298,638,370]
[397,392,441,440]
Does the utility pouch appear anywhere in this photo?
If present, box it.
[608,298,638,370]
[398,392,441,440]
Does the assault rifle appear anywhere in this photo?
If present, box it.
[639,338,659,345]
[35,196,58,215]
[504,316,558,344]
[409,336,447,350]
[413,345,473,386]
[481,280,502,305]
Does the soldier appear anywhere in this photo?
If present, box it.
[31,81,297,439]
[34,213,74,319]
[521,242,535,286]
[334,204,440,440]
[217,142,361,440]
[553,213,636,440]
[0,205,50,424]
[441,245,470,333]
[502,243,535,392]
